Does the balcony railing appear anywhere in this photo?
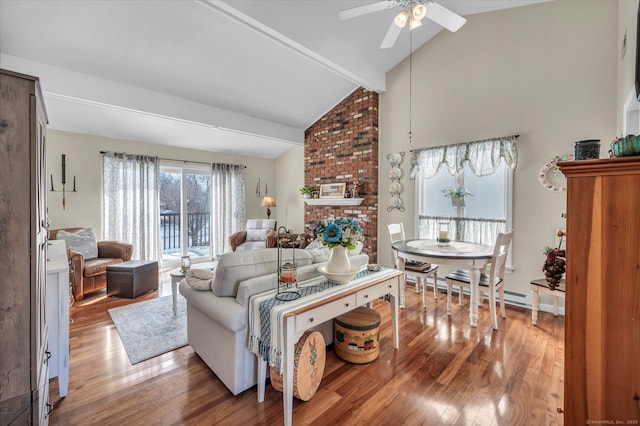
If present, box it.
[160,212,211,255]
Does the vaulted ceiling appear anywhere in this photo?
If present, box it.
[0,0,548,159]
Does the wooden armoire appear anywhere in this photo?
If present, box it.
[0,69,50,424]
[559,158,640,423]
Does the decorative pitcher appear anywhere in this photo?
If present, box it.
[327,246,351,273]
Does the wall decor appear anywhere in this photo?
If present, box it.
[50,153,77,210]
[319,183,346,199]
[539,154,573,192]
[255,178,269,198]
[387,152,405,211]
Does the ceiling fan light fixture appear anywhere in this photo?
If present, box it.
[394,9,409,28]
[412,3,427,21]
[409,16,422,30]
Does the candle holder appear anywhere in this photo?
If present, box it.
[437,221,451,246]
[181,255,191,272]
[276,226,300,301]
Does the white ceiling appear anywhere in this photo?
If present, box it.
[0,0,547,159]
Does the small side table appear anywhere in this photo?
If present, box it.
[171,262,218,315]
[530,278,566,326]
[170,270,186,316]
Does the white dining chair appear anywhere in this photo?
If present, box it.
[445,230,513,330]
[387,223,439,308]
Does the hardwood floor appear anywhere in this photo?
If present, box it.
[48,277,564,425]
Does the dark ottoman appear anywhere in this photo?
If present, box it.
[107,260,158,298]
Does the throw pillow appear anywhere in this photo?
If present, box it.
[185,269,214,290]
[56,228,99,259]
[349,241,364,256]
[246,228,270,241]
[306,247,330,263]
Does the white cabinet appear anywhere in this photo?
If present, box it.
[46,239,70,398]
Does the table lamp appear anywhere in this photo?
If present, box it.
[261,196,277,219]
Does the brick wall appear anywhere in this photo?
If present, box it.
[304,87,379,263]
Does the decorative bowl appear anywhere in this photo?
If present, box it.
[610,135,640,157]
[318,265,361,284]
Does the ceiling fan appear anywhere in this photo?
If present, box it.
[339,0,467,49]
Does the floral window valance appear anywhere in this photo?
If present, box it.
[409,135,519,179]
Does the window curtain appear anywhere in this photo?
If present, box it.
[103,152,160,260]
[410,135,518,179]
[210,163,245,256]
[418,215,506,246]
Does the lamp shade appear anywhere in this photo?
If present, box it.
[412,3,427,20]
[393,9,409,28]
[261,196,277,207]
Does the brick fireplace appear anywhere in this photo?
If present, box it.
[304,87,379,263]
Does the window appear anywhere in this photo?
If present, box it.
[416,161,512,247]
[410,136,517,265]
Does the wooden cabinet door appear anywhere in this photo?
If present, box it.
[561,158,640,424]
[0,69,49,426]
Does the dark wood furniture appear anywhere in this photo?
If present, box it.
[0,69,50,424]
[106,260,158,298]
[559,157,640,424]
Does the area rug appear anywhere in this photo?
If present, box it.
[108,295,187,365]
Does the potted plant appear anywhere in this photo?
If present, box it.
[299,185,315,199]
[442,186,473,207]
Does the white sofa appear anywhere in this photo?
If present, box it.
[179,247,369,395]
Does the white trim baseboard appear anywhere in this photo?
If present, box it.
[407,276,565,316]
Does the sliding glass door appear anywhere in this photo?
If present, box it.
[160,163,211,265]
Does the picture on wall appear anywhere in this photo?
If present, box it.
[319,183,346,198]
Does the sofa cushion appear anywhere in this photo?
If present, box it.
[306,247,330,263]
[236,241,268,251]
[57,227,99,259]
[211,248,313,297]
[179,282,248,333]
[246,219,276,231]
[84,257,123,277]
[246,228,270,241]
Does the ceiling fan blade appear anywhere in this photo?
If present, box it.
[425,1,467,32]
[339,1,395,20]
[380,21,402,49]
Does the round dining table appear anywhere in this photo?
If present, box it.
[391,239,494,327]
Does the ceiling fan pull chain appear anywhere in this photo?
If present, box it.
[409,27,413,144]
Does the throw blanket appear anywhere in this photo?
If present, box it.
[248,267,392,373]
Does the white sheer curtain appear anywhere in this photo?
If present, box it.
[103,152,160,261]
[418,216,506,246]
[210,163,245,256]
[410,135,518,178]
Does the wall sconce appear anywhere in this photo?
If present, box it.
[255,178,269,198]
[50,154,77,210]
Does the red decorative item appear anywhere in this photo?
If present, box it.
[542,231,566,290]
